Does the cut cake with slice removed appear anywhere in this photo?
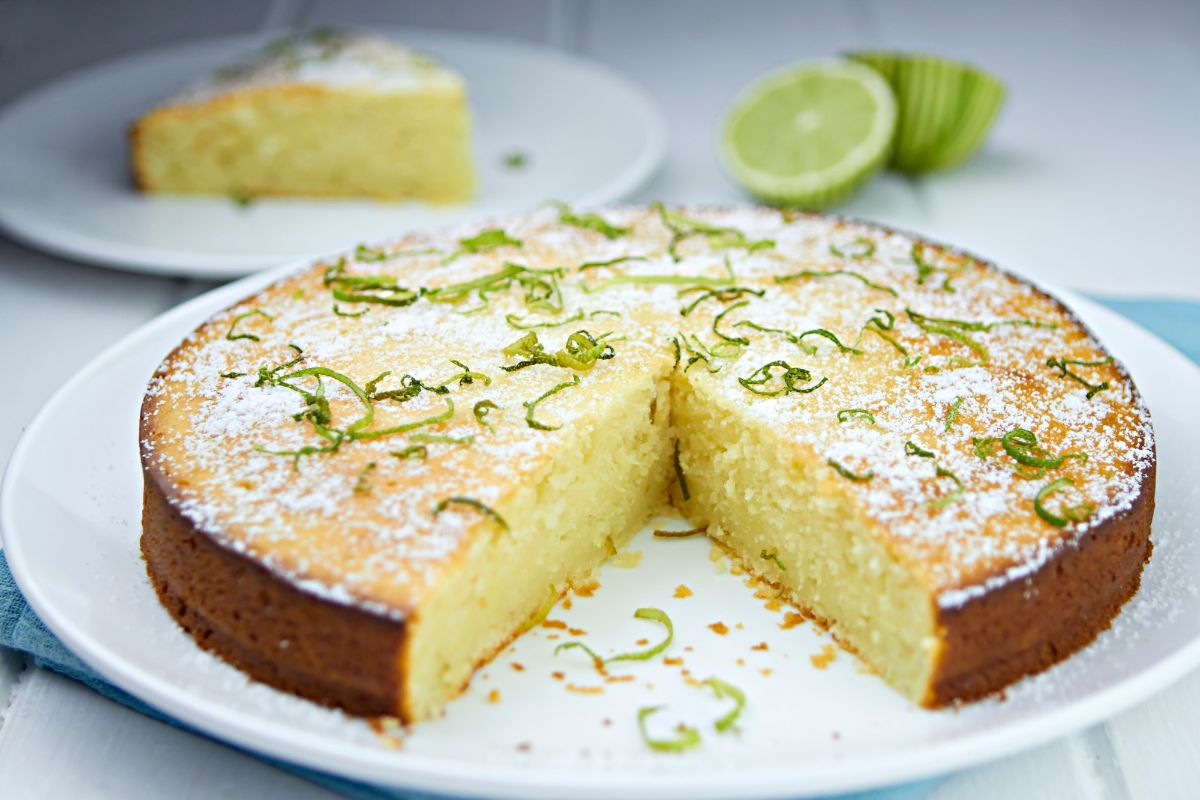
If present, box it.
[130,31,475,203]
[140,205,1155,720]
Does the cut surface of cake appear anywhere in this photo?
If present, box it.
[130,31,475,203]
[140,205,1155,721]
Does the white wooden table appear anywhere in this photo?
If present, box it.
[2,1,1198,797]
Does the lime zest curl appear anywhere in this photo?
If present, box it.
[432,496,509,530]
[706,677,746,733]
[828,458,874,482]
[551,201,630,240]
[556,607,675,667]
[637,706,701,753]
[1035,478,1095,527]
[1045,356,1113,399]
[830,237,876,260]
[524,374,581,431]
[738,360,827,397]
[927,466,964,509]
[837,409,876,425]
[226,309,273,342]
[775,268,897,297]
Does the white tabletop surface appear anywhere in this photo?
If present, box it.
[1,0,1198,797]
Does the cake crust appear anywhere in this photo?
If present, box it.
[140,206,1155,720]
[142,457,407,716]
[928,460,1154,706]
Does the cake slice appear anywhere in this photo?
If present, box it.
[130,31,475,203]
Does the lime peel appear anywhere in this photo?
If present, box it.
[720,60,897,209]
[847,51,1006,174]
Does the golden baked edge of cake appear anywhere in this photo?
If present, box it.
[138,211,1155,720]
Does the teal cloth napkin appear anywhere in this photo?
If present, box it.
[1,296,1196,800]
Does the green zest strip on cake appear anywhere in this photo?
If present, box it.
[738,360,827,396]
[1034,478,1095,527]
[582,273,736,293]
[829,238,876,260]
[761,548,787,571]
[911,242,976,292]
[905,440,935,458]
[907,309,989,360]
[473,400,498,430]
[252,359,460,468]
[652,202,775,261]
[738,319,863,356]
[523,374,581,431]
[1001,428,1088,469]
[505,309,584,330]
[410,432,475,446]
[944,397,964,431]
[352,462,376,494]
[226,309,273,341]
[678,286,765,316]
[432,496,509,530]
[323,259,421,307]
[837,408,876,425]
[927,466,964,509]
[501,330,616,373]
[973,428,1092,510]
[425,262,565,315]
[711,301,752,347]
[827,458,875,482]
[551,201,630,240]
[906,307,1057,363]
[1045,356,1113,399]
[577,255,649,273]
[775,269,897,297]
[973,427,1089,483]
[860,308,908,356]
[673,437,691,500]
[441,228,523,265]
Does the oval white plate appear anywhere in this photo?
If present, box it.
[3,261,1200,799]
[0,30,664,278]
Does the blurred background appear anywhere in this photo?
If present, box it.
[1,1,1198,798]
[4,0,1200,295]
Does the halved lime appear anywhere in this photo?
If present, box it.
[847,52,1005,174]
[720,60,897,209]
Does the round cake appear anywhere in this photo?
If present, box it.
[139,205,1155,721]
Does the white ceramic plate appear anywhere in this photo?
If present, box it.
[3,262,1200,799]
[0,30,665,278]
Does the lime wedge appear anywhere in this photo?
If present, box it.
[847,52,1005,174]
[720,61,897,209]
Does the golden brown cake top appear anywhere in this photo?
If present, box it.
[141,205,1153,616]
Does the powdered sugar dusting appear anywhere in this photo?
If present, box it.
[142,206,1154,617]
[167,32,463,107]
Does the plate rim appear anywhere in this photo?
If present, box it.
[3,257,1200,798]
[0,27,667,279]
